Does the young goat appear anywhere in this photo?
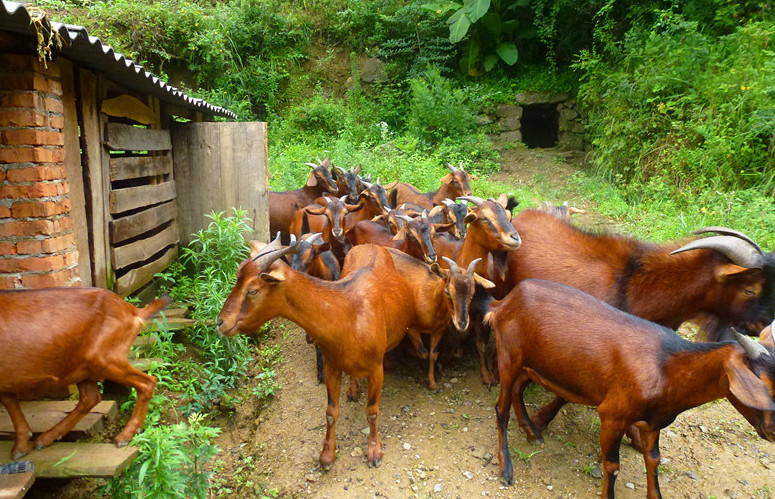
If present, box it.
[387,162,474,210]
[268,158,338,239]
[218,239,415,469]
[0,288,170,459]
[485,279,775,499]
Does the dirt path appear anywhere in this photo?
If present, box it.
[216,148,775,498]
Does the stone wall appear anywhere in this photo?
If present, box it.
[488,92,589,150]
[0,54,81,289]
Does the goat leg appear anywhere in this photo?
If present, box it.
[626,424,644,451]
[473,320,496,386]
[406,329,428,359]
[0,393,33,459]
[346,376,360,401]
[365,366,384,467]
[107,365,157,446]
[598,415,627,499]
[427,329,443,390]
[495,363,515,486]
[315,344,325,384]
[638,428,663,499]
[513,377,544,443]
[34,380,102,450]
[530,395,568,433]
[319,363,342,470]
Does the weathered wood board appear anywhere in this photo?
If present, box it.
[111,223,179,270]
[110,201,177,244]
[0,442,137,478]
[171,122,269,245]
[110,154,173,181]
[101,94,155,126]
[0,471,34,499]
[109,181,176,215]
[105,122,171,151]
[129,358,162,372]
[0,401,117,441]
[115,246,177,296]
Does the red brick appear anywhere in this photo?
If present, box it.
[0,205,9,218]
[56,182,69,196]
[0,241,16,255]
[43,97,64,114]
[20,268,73,288]
[42,233,74,253]
[0,146,66,164]
[0,73,35,91]
[0,169,5,182]
[0,183,59,199]
[15,239,42,254]
[0,91,43,108]
[0,110,46,127]
[0,219,54,237]
[63,251,78,266]
[48,114,64,130]
[0,274,21,289]
[58,215,74,231]
[0,254,65,273]
[6,165,66,182]
[2,130,64,147]
[11,200,69,218]
[32,76,62,95]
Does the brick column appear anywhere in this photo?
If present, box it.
[0,54,81,289]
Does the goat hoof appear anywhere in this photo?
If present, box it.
[116,440,129,448]
[368,458,382,468]
[11,449,28,460]
[321,463,331,472]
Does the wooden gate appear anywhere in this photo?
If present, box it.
[171,122,269,246]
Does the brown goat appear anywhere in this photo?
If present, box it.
[332,164,362,204]
[387,162,474,209]
[535,200,586,221]
[486,278,775,499]
[268,158,338,239]
[218,239,415,469]
[347,209,443,265]
[0,288,170,459]
[502,210,775,337]
[289,195,364,241]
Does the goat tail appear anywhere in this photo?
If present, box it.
[137,294,172,321]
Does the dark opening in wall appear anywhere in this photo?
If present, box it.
[521,103,559,148]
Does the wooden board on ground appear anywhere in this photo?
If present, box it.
[145,317,195,332]
[130,358,162,372]
[115,246,177,297]
[0,442,137,478]
[0,471,34,499]
[0,401,117,441]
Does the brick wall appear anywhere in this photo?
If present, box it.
[0,54,81,289]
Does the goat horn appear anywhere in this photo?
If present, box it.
[303,162,318,169]
[457,196,485,206]
[396,214,413,223]
[446,162,457,173]
[428,205,445,218]
[693,227,762,254]
[339,195,348,203]
[307,232,323,245]
[442,256,460,276]
[376,178,382,187]
[670,235,763,268]
[252,239,301,269]
[421,210,429,223]
[441,198,455,207]
[289,234,297,245]
[733,329,770,360]
[466,258,482,276]
[361,180,373,189]
[458,161,465,172]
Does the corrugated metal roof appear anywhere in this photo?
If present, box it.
[0,1,237,119]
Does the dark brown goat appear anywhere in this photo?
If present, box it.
[0,288,170,459]
[218,240,415,469]
[268,158,338,239]
[388,162,474,210]
[502,210,775,338]
[332,164,362,204]
[486,279,775,499]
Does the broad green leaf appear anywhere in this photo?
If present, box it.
[496,42,518,65]
[449,12,472,43]
[447,7,465,26]
[464,0,490,23]
[484,54,499,72]
[460,40,480,76]
[480,11,502,36]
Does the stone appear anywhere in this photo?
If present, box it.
[362,427,370,436]
[434,483,443,493]
[559,108,579,121]
[351,447,363,458]
[472,448,486,460]
[360,58,387,83]
[497,130,522,144]
[625,482,635,490]
[572,122,586,133]
[515,92,569,105]
[306,474,318,482]
[403,443,412,450]
[462,471,475,480]
[496,103,523,119]
[499,116,521,131]
[686,471,700,481]
[558,132,584,151]
[478,114,496,125]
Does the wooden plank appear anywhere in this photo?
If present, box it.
[77,68,111,289]
[109,181,176,215]
[0,401,117,441]
[129,358,162,372]
[132,335,156,349]
[101,94,155,126]
[0,471,34,499]
[145,317,195,332]
[110,201,176,244]
[111,224,179,270]
[157,306,188,318]
[110,154,173,181]
[105,122,171,151]
[115,246,177,297]
[60,59,92,287]
[171,122,269,245]
[0,442,138,478]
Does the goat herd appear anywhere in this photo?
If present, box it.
[1,158,774,498]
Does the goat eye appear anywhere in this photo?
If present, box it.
[743,289,756,297]
[247,289,258,296]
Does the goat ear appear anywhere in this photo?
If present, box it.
[317,242,332,253]
[441,173,454,184]
[259,269,285,284]
[464,212,478,225]
[473,273,495,289]
[345,202,365,213]
[725,352,775,411]
[714,264,763,283]
[306,172,319,187]
[305,204,327,216]
[249,240,265,257]
[433,222,456,233]
[497,193,509,209]
[760,325,774,348]
[430,263,446,278]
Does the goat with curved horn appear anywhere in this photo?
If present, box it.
[457,195,485,206]
[693,226,763,253]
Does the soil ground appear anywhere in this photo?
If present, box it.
[213,147,775,498]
